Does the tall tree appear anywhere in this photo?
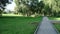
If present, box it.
[14,0,45,16]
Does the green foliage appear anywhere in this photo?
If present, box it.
[14,0,31,16]
[14,0,60,16]
[0,0,9,16]
[14,0,45,16]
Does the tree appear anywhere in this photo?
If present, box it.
[38,1,45,14]
[14,0,32,16]
[28,0,45,15]
[0,0,9,16]
[44,4,52,16]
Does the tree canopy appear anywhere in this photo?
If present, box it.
[0,0,60,17]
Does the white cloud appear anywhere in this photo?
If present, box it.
[5,2,16,11]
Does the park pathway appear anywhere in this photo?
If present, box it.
[36,17,57,34]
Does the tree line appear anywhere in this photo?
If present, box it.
[0,0,60,17]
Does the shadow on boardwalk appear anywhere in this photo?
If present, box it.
[36,17,57,34]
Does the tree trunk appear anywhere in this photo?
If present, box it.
[0,10,2,16]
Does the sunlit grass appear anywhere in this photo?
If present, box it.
[2,14,39,17]
[49,17,60,20]
[2,14,23,16]
[55,18,60,20]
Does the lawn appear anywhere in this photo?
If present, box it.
[54,23,60,32]
[0,16,42,34]
[49,17,60,20]
[49,17,60,33]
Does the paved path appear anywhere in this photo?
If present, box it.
[36,17,57,34]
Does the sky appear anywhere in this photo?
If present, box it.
[38,0,41,2]
[5,0,16,12]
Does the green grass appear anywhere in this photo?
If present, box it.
[54,23,60,32]
[49,17,55,20]
[0,16,42,34]
[49,17,60,20]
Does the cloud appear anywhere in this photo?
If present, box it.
[5,2,16,11]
